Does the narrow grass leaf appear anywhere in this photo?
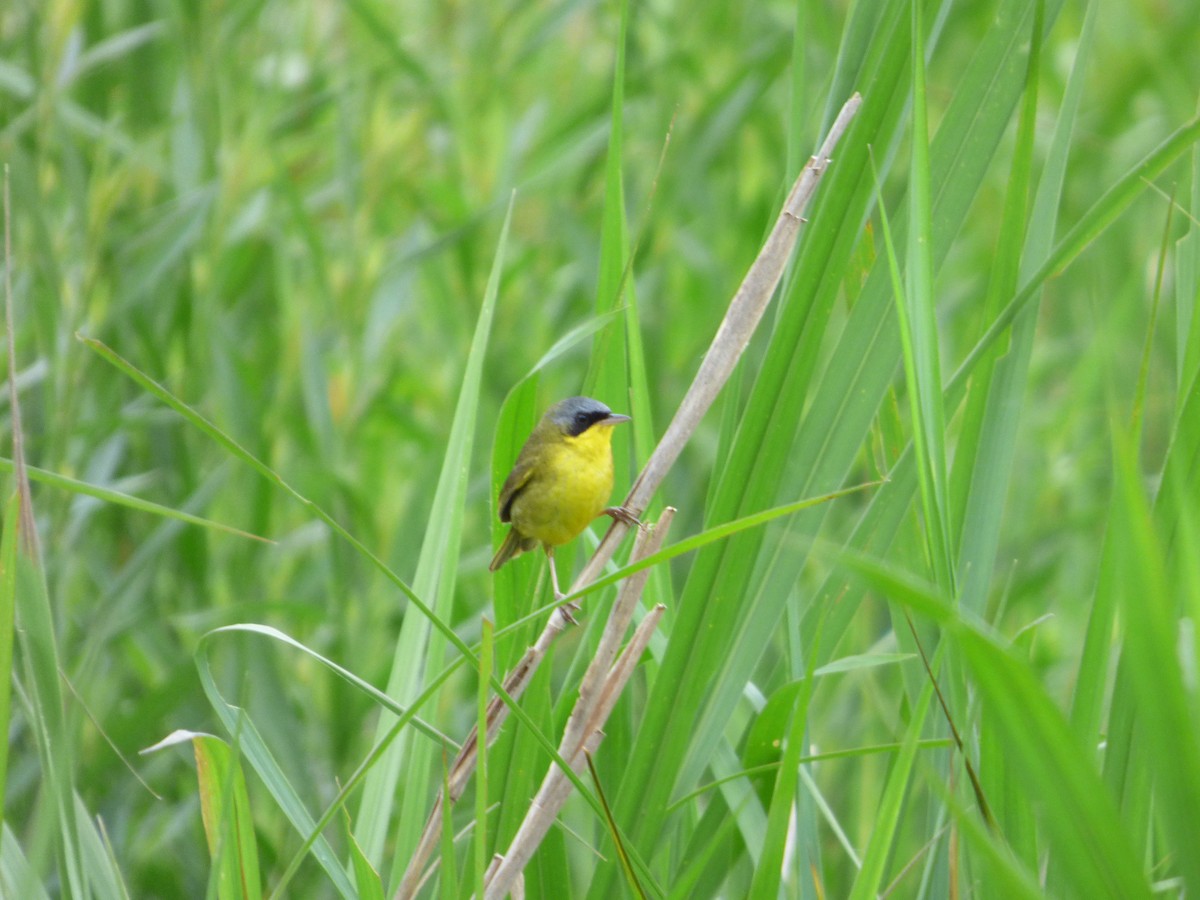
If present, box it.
[584,751,647,900]
[564,482,882,605]
[342,810,385,900]
[13,524,86,898]
[903,0,954,590]
[848,670,936,900]
[0,458,270,542]
[203,623,458,750]
[1,823,51,900]
[585,0,631,410]
[375,194,512,880]
[73,796,133,900]
[1177,117,1200,394]
[1066,15,1144,765]
[747,612,823,897]
[62,22,166,85]
[146,730,262,900]
[952,0,1052,616]
[0,494,16,824]
[1110,434,1200,893]
[1157,340,1200,548]
[674,739,953,812]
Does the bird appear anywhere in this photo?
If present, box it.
[489,396,639,601]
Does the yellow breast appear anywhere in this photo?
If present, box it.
[509,424,617,548]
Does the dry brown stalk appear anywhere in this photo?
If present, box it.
[482,510,674,898]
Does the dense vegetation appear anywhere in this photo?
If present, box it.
[2,0,1199,896]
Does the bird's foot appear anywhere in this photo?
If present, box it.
[605,505,646,530]
[557,597,581,626]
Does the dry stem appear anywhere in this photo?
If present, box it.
[483,512,673,898]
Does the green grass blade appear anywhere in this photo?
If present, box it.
[585,0,631,412]
[74,795,133,900]
[343,810,385,900]
[1,823,51,900]
[0,494,15,825]
[0,457,269,543]
[203,623,458,750]
[559,482,881,605]
[1176,90,1200,398]
[13,516,87,897]
[847,676,935,900]
[747,612,823,897]
[951,0,1050,612]
[903,0,954,591]
[1157,340,1200,549]
[1108,433,1200,894]
[372,194,512,882]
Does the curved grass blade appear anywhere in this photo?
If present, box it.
[0,457,270,543]
[203,624,458,750]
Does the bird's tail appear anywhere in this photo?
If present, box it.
[489,528,534,572]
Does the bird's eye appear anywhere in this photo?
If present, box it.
[575,412,590,427]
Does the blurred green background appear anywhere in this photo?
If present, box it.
[3,0,1200,896]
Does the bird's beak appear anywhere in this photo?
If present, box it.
[603,413,632,425]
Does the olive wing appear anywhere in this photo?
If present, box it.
[497,451,539,523]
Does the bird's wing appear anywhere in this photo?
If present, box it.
[497,452,539,523]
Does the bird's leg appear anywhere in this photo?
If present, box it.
[545,547,563,599]
[604,505,645,530]
[545,546,581,625]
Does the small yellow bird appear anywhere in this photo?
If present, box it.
[490,396,638,599]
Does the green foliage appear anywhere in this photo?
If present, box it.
[3,0,1200,896]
